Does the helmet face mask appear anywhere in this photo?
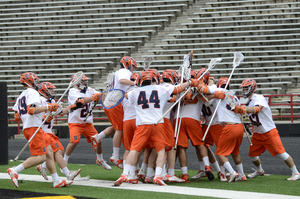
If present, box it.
[38,82,56,99]
[241,79,257,98]
[72,74,88,90]
[217,77,230,89]
[120,56,137,71]
[20,72,40,90]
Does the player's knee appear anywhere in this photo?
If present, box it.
[278,152,290,161]
[250,156,259,162]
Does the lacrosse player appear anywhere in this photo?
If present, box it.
[9,72,73,188]
[35,82,81,181]
[237,79,300,181]
[63,73,111,170]
[114,70,198,186]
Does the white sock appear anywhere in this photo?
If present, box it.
[220,165,226,174]
[155,167,163,177]
[63,154,69,164]
[202,156,210,166]
[51,173,59,182]
[41,162,47,169]
[199,161,205,171]
[162,164,167,175]
[15,164,25,174]
[181,166,188,175]
[147,167,154,177]
[97,153,103,161]
[129,166,136,176]
[257,164,263,172]
[97,131,106,141]
[123,160,126,165]
[236,163,244,176]
[124,164,131,175]
[212,161,221,172]
[168,169,175,176]
[223,162,234,174]
[113,147,120,158]
[291,165,299,174]
[61,167,70,177]
[141,163,148,173]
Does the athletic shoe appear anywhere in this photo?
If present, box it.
[7,168,18,188]
[144,176,153,183]
[205,166,215,181]
[247,169,265,178]
[67,169,81,181]
[96,158,112,170]
[153,176,167,186]
[36,165,48,180]
[90,134,99,153]
[127,175,139,184]
[220,173,228,182]
[191,170,206,180]
[109,155,123,170]
[228,171,239,183]
[180,174,190,183]
[162,173,170,182]
[114,174,127,186]
[53,178,73,188]
[167,174,185,183]
[236,174,247,181]
[137,173,146,182]
[287,173,300,181]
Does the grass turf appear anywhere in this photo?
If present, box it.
[1,161,300,198]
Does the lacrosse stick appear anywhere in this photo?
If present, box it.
[100,88,125,110]
[156,53,217,125]
[14,71,84,161]
[143,56,154,71]
[84,101,97,122]
[202,52,244,142]
[173,51,193,138]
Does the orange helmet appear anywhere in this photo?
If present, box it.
[20,72,39,90]
[120,56,137,71]
[130,72,139,82]
[71,73,89,90]
[195,68,210,84]
[137,71,153,87]
[217,77,230,89]
[190,69,197,79]
[38,82,56,99]
[240,78,257,98]
[147,69,160,84]
[162,69,177,84]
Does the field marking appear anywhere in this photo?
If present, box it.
[0,173,299,199]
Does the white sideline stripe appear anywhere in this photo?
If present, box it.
[0,173,298,199]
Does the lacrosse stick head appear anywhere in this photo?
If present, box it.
[208,58,222,70]
[71,71,87,90]
[100,89,125,109]
[38,82,56,100]
[143,57,154,71]
[20,72,40,91]
[240,78,257,98]
[120,56,137,71]
[233,52,245,68]
[196,68,210,84]
[217,77,230,90]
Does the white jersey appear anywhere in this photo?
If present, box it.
[122,85,137,121]
[174,100,202,121]
[203,98,220,125]
[216,89,242,124]
[160,82,175,120]
[13,88,42,130]
[40,97,55,134]
[68,87,99,124]
[127,84,173,126]
[245,93,276,134]
[112,68,132,91]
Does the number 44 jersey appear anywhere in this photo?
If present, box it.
[127,84,174,126]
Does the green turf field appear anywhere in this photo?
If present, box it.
[1,161,300,199]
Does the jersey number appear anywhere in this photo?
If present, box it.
[137,90,160,109]
[18,96,27,115]
[249,114,262,127]
[80,104,90,118]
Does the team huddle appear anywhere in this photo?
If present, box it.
[7,56,300,189]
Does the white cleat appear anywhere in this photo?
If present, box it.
[167,175,185,183]
[228,171,239,183]
[53,178,73,188]
[109,155,123,170]
[36,165,48,180]
[236,174,247,181]
[287,173,300,181]
[191,170,206,180]
[67,169,82,181]
[7,168,19,188]
[220,173,228,182]
[127,175,139,184]
[247,169,265,178]
[96,158,112,170]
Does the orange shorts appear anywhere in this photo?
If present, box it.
[163,118,174,152]
[104,103,124,130]
[23,127,47,156]
[45,133,64,153]
[249,128,286,157]
[68,123,98,143]
[173,118,204,148]
[216,123,244,156]
[123,119,136,151]
[130,123,168,152]
[202,124,223,147]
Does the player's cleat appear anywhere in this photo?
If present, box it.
[137,173,146,182]
[167,174,185,183]
[36,165,48,180]
[236,174,247,181]
[53,178,73,188]
[247,169,265,178]
[114,174,128,186]
[220,173,228,182]
[109,155,123,170]
[7,168,19,188]
[162,173,170,182]
[96,158,112,170]
[67,169,82,181]
[127,175,139,184]
[205,166,215,181]
[287,173,300,181]
[180,174,190,183]
[191,170,206,180]
[228,171,239,183]
[90,135,99,153]
[144,176,153,183]
[153,176,167,186]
